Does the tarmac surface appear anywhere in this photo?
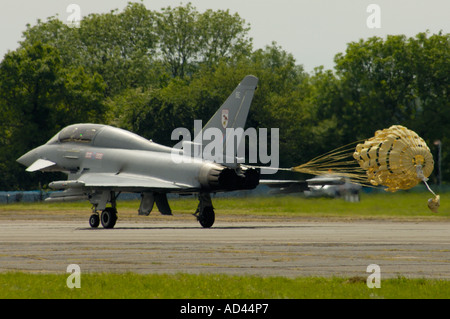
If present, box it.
[0,218,449,278]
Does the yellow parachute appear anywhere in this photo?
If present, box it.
[291,125,440,213]
[353,125,433,192]
[353,125,439,212]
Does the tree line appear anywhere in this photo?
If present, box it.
[0,2,448,190]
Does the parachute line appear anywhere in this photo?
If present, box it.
[290,140,374,187]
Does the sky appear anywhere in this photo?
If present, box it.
[0,0,449,72]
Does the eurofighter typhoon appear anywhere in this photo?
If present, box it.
[17,76,339,228]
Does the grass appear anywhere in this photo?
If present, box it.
[206,191,450,219]
[0,272,449,299]
[1,190,449,221]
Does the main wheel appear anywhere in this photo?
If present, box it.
[198,206,215,228]
[89,214,100,228]
[101,207,118,229]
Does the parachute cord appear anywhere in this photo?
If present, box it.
[423,179,437,197]
[415,165,427,181]
[416,164,440,213]
[244,166,292,172]
[415,165,437,196]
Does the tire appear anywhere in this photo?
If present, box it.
[89,214,100,228]
[101,207,118,229]
[198,206,215,228]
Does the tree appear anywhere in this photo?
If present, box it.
[407,32,450,182]
[75,2,159,95]
[331,35,417,141]
[155,3,252,78]
[21,2,160,96]
[107,80,196,146]
[196,8,252,67]
[0,42,106,189]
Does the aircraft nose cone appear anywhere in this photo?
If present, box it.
[17,150,37,167]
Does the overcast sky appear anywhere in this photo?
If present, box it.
[1,0,448,72]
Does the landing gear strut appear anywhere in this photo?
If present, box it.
[194,193,215,228]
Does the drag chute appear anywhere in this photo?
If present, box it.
[353,125,439,212]
[353,125,433,191]
[290,125,439,213]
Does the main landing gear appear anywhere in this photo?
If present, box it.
[87,191,216,229]
[194,193,215,228]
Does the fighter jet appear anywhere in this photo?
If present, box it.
[17,75,262,228]
[17,75,342,229]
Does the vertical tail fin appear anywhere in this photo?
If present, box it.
[194,75,259,165]
[201,75,258,134]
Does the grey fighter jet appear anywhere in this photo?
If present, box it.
[17,75,262,228]
[17,75,343,229]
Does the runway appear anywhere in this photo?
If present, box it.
[0,218,449,278]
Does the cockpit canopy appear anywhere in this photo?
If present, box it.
[60,124,100,143]
[46,124,103,145]
[46,124,172,153]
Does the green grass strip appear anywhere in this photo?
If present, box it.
[2,192,449,219]
[0,272,449,299]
